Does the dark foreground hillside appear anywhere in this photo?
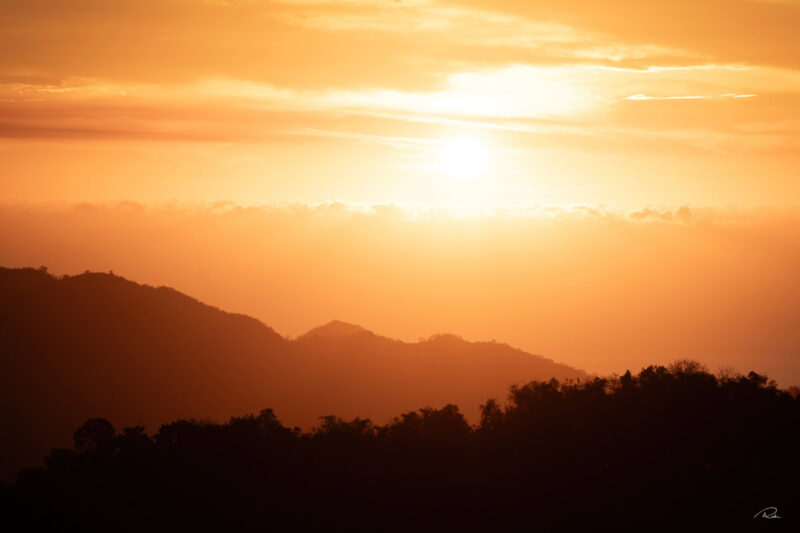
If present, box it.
[3,363,798,531]
[0,266,583,480]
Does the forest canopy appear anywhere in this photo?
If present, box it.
[3,362,798,531]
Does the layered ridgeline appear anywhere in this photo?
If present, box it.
[0,267,584,478]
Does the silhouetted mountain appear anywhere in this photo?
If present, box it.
[0,267,584,479]
[0,267,288,480]
[297,319,368,340]
[289,329,585,428]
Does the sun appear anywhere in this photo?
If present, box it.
[440,138,489,180]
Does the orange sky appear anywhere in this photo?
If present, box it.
[2,0,800,208]
[1,1,799,382]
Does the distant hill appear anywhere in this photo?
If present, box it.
[0,267,584,479]
[297,319,368,340]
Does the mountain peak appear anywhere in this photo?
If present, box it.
[299,320,369,340]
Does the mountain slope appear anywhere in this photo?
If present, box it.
[0,267,289,480]
[298,320,368,340]
[0,267,584,479]
[288,329,585,425]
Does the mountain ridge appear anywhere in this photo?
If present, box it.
[297,319,370,340]
[0,266,585,480]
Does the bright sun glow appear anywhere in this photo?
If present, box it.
[440,138,489,180]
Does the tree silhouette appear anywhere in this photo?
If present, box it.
[2,362,799,531]
[73,418,115,454]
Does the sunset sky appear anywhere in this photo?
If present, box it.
[3,0,800,208]
[1,1,799,383]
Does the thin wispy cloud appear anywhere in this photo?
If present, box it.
[1,0,799,208]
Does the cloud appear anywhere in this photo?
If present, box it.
[278,128,442,148]
[5,0,781,93]
[625,93,758,101]
[626,94,705,101]
[629,205,694,223]
[1,60,795,153]
[2,0,798,210]
[4,199,799,225]
[447,0,800,70]
[0,0,693,91]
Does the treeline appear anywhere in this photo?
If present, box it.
[3,361,799,531]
